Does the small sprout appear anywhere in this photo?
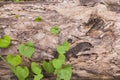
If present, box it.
[52,54,65,69]
[13,66,29,80]
[34,16,42,22]
[7,54,21,67]
[31,62,43,80]
[31,62,42,74]
[50,26,59,35]
[57,41,70,54]
[43,61,54,73]
[56,65,72,80]
[0,35,11,48]
[14,0,20,2]
[18,41,35,58]
[34,74,43,80]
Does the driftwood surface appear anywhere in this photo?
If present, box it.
[0,0,120,80]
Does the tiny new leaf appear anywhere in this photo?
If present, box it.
[13,66,29,80]
[50,26,59,35]
[31,62,42,74]
[34,74,43,80]
[34,16,42,22]
[43,61,54,73]
[7,54,21,67]
[52,55,65,69]
[56,65,72,80]
[14,0,20,2]
[0,35,11,48]
[57,41,70,54]
[18,41,35,58]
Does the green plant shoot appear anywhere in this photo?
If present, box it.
[18,41,35,58]
[14,0,20,2]
[43,61,54,73]
[0,35,11,48]
[34,16,42,22]
[7,54,21,67]
[52,54,65,69]
[55,65,72,80]
[57,41,70,54]
[50,26,59,35]
[31,62,43,80]
[34,74,43,80]
[13,66,29,80]
[31,62,42,74]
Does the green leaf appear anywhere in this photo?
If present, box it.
[58,54,66,63]
[34,16,42,22]
[33,74,43,80]
[7,54,21,67]
[57,41,70,54]
[14,0,20,2]
[52,59,62,69]
[31,62,42,74]
[26,41,34,47]
[18,41,35,58]
[57,65,72,80]
[50,26,59,35]
[42,61,54,73]
[54,68,60,75]
[14,66,29,80]
[0,35,11,48]
[52,55,65,69]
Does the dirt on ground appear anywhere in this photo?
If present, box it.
[0,0,120,80]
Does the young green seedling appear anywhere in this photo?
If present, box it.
[42,61,54,73]
[13,66,29,80]
[57,41,70,55]
[52,54,65,69]
[55,65,72,80]
[18,41,35,58]
[34,16,42,22]
[13,0,20,2]
[31,62,42,74]
[54,41,72,80]
[7,54,21,67]
[31,62,43,80]
[33,74,43,80]
[50,25,59,35]
[0,35,11,48]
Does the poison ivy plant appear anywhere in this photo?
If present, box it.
[43,61,54,73]
[56,41,70,54]
[18,41,35,58]
[0,35,11,48]
[50,25,59,35]
[34,16,42,22]
[13,66,29,80]
[7,54,21,67]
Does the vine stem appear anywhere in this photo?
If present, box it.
[0,55,15,72]
[0,55,7,63]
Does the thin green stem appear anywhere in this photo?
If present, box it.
[0,55,7,63]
